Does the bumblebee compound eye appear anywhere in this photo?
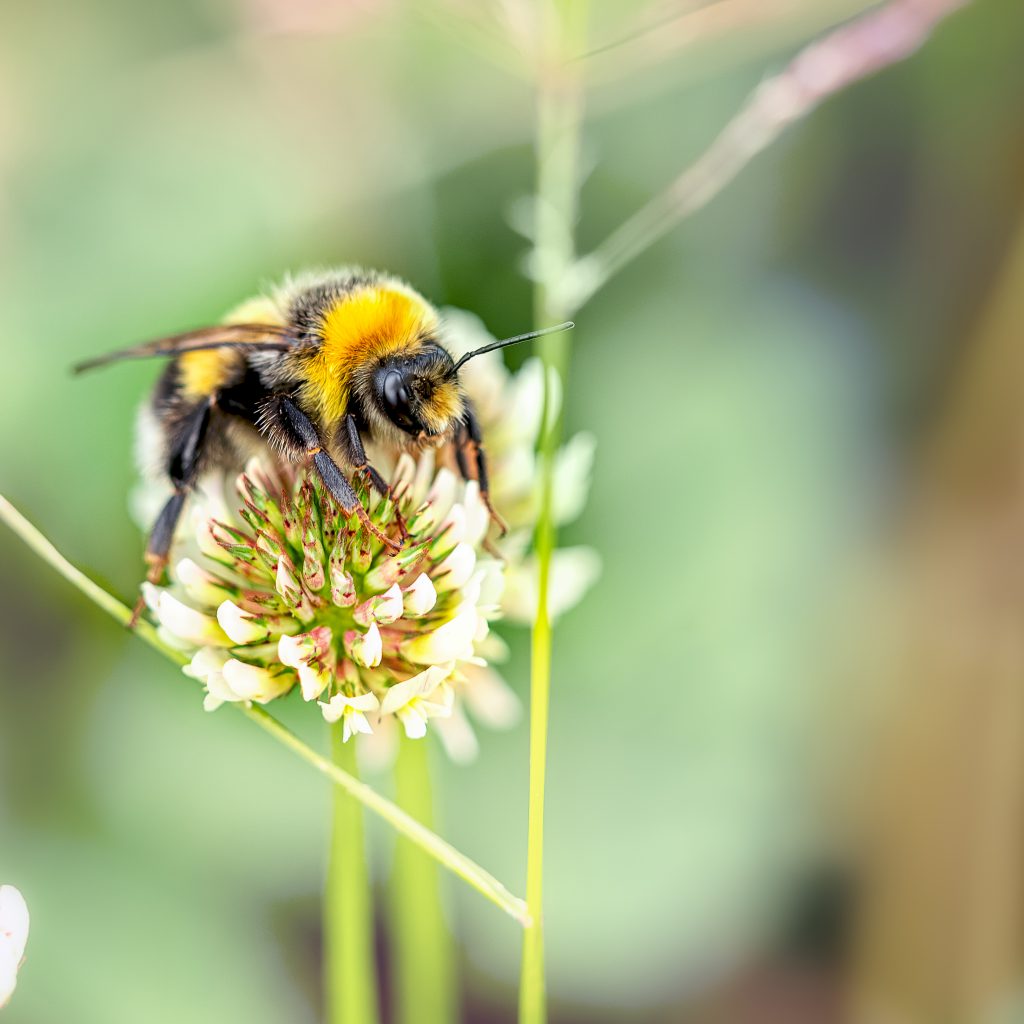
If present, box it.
[378,368,417,433]
[383,370,409,410]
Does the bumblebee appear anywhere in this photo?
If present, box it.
[76,268,571,604]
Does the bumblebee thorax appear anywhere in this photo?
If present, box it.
[291,277,461,443]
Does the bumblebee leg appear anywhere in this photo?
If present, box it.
[453,419,473,482]
[460,401,508,536]
[131,399,212,626]
[341,414,410,540]
[266,397,401,554]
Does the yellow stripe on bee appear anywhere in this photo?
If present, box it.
[301,283,438,426]
[178,349,240,399]
[179,296,286,400]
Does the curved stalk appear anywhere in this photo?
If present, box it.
[569,0,972,314]
[0,494,530,926]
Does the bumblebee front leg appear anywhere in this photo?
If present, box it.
[267,397,402,554]
[341,413,410,540]
[458,400,508,536]
[131,399,212,626]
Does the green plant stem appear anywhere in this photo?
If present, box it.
[390,735,457,1024]
[519,3,587,1022]
[324,725,380,1024]
[0,494,530,926]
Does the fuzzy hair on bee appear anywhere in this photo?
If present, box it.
[74,266,572,620]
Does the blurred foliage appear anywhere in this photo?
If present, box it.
[2,0,1023,1021]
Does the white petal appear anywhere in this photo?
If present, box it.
[217,600,268,645]
[432,702,479,764]
[410,449,436,506]
[221,660,292,703]
[0,885,29,1010]
[476,559,506,611]
[156,591,231,647]
[415,467,458,532]
[352,691,381,713]
[508,357,547,443]
[373,583,404,624]
[347,709,375,736]
[397,705,429,740]
[203,666,240,706]
[348,622,382,669]
[140,581,162,613]
[458,571,483,610]
[362,622,383,668]
[176,558,231,607]
[460,481,489,547]
[501,547,601,624]
[551,431,597,525]
[421,681,455,718]
[473,630,510,663]
[461,665,522,729]
[183,646,230,684]
[202,692,225,712]
[278,627,332,668]
[433,543,476,593]
[496,448,536,505]
[402,573,437,616]
[431,503,466,555]
[275,557,303,605]
[193,470,233,521]
[402,611,478,665]
[298,664,330,702]
[473,616,489,644]
[285,628,336,701]
[277,631,305,670]
[390,452,418,498]
[319,693,374,724]
[318,694,346,723]
[380,665,448,714]
[194,517,230,565]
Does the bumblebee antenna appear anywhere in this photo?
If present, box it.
[452,321,574,372]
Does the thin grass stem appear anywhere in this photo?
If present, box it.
[390,735,458,1024]
[324,725,381,1024]
[519,1,588,1020]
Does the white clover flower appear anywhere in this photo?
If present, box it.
[0,885,29,1009]
[319,689,380,742]
[146,452,513,751]
[380,665,455,739]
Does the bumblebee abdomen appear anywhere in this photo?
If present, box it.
[174,293,288,401]
[176,348,245,400]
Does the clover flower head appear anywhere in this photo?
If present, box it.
[137,308,598,760]
[146,450,516,755]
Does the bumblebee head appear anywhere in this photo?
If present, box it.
[373,344,463,439]
[305,272,574,446]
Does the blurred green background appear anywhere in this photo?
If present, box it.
[3,0,1024,1021]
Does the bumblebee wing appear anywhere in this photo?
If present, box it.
[73,323,297,374]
